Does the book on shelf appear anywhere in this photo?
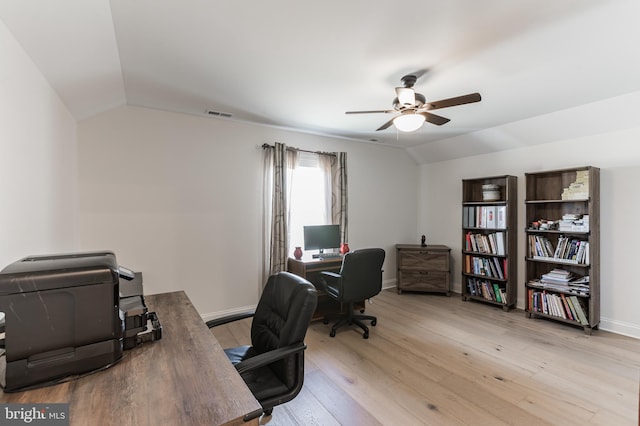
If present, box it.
[529,288,589,325]
[560,294,574,321]
[568,295,589,325]
[477,206,486,228]
[541,268,573,283]
[528,235,555,258]
[561,170,590,200]
[492,283,502,303]
[491,283,507,304]
[496,206,506,229]
[466,255,505,279]
[558,213,589,232]
[463,206,471,228]
[492,257,504,279]
[465,232,473,251]
[467,277,477,296]
[465,231,505,255]
[466,277,506,304]
[464,206,505,229]
[529,290,568,319]
[528,235,589,264]
[565,297,578,322]
[485,206,496,228]
[495,232,505,255]
[527,270,590,295]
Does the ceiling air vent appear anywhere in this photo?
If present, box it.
[206,110,232,118]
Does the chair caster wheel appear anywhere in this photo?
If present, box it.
[263,408,273,416]
[371,319,377,326]
[329,330,336,337]
[363,332,369,339]
[322,318,329,324]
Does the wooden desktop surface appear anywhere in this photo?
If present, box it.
[0,291,261,426]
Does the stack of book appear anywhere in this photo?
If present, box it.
[558,213,589,232]
[568,275,590,295]
[541,268,574,284]
[561,170,590,200]
[528,269,590,296]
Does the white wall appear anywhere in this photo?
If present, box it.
[78,106,418,318]
[419,116,640,338]
[0,19,78,267]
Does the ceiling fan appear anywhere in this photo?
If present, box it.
[346,73,481,132]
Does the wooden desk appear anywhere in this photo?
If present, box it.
[0,291,261,426]
[288,255,364,320]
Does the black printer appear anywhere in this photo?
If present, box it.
[0,251,161,392]
[118,267,162,350]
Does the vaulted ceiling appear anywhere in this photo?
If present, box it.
[2,0,639,162]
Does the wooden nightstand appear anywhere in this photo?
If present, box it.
[396,244,451,295]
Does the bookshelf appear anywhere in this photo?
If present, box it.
[524,166,600,334]
[461,175,517,310]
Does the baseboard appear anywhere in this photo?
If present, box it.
[599,317,640,339]
[382,278,396,291]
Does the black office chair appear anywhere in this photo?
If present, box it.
[319,248,385,339]
[206,271,317,420]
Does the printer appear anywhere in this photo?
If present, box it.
[118,267,162,350]
[0,251,161,392]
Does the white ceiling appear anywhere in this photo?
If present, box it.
[2,0,640,160]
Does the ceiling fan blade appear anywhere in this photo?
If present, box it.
[345,110,394,114]
[376,117,396,131]
[425,93,481,110]
[419,111,450,126]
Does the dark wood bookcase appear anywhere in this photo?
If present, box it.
[524,166,600,334]
[461,175,517,310]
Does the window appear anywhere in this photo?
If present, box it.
[263,142,346,276]
[288,152,332,250]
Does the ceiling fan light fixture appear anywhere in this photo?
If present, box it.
[396,87,415,107]
[393,113,425,132]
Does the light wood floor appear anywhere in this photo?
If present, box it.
[212,289,640,426]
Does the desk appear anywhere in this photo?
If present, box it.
[287,255,364,320]
[0,291,261,426]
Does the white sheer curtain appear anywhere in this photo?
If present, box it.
[318,154,333,223]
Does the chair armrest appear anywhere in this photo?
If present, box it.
[234,342,307,375]
[320,271,341,280]
[319,271,342,294]
[206,310,255,328]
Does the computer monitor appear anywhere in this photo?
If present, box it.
[303,224,340,257]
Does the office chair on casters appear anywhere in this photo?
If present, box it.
[319,248,385,339]
[206,271,317,420]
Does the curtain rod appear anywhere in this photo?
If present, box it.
[261,143,336,157]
